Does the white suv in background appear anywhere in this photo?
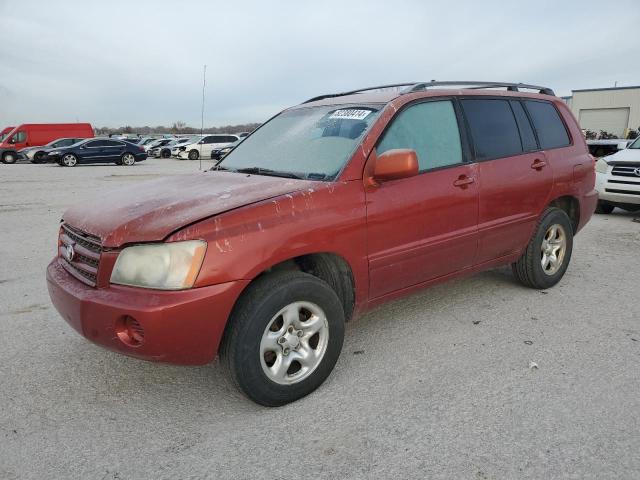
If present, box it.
[595,137,640,213]
[176,134,240,160]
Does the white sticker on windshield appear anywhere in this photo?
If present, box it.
[329,109,372,121]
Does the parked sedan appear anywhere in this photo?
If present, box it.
[152,137,192,158]
[18,137,86,163]
[210,139,241,160]
[44,138,147,167]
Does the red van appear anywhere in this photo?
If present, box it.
[0,123,94,164]
[47,81,597,406]
[0,126,15,142]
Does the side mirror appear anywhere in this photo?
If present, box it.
[198,140,204,145]
[617,141,627,150]
[372,149,419,183]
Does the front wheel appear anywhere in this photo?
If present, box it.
[220,271,345,406]
[121,152,136,166]
[188,149,199,160]
[61,153,78,167]
[512,207,574,290]
[2,152,17,164]
[595,202,614,214]
[161,149,171,158]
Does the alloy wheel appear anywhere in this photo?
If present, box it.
[540,224,566,275]
[259,301,329,385]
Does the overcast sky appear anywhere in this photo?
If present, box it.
[0,0,638,128]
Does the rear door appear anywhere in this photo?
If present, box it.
[80,140,104,162]
[460,98,554,264]
[98,140,126,161]
[366,99,479,298]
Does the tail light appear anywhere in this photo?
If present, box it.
[139,146,145,152]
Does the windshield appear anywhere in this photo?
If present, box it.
[218,105,381,180]
[629,137,640,149]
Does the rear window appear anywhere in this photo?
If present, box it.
[461,99,522,160]
[524,100,570,149]
[510,101,538,152]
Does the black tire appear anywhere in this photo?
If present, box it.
[188,149,199,160]
[32,151,47,163]
[512,207,574,290]
[621,204,640,213]
[2,151,17,164]
[161,149,171,158]
[120,152,136,166]
[60,153,78,167]
[220,271,345,407]
[595,202,614,214]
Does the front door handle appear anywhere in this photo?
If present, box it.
[453,175,475,188]
[531,159,547,170]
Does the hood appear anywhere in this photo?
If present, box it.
[63,171,319,247]
[605,148,640,164]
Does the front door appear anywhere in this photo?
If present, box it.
[366,99,479,299]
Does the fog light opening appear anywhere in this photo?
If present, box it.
[115,315,145,347]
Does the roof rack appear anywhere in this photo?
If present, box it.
[402,81,555,96]
[302,81,555,104]
[302,83,419,104]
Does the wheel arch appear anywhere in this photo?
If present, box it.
[548,195,580,233]
[238,252,356,322]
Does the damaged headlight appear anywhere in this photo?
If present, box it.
[110,240,207,290]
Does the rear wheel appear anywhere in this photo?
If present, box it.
[512,207,573,290]
[61,153,78,167]
[2,152,17,164]
[121,153,136,166]
[220,271,345,406]
[188,149,199,160]
[595,202,614,214]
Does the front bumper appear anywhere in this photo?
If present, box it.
[47,259,249,365]
[596,171,640,205]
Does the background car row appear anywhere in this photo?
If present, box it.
[0,123,250,165]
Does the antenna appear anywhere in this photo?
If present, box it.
[199,64,207,171]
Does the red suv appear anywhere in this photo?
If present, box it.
[47,81,597,406]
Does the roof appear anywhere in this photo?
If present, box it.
[296,81,556,108]
[572,85,640,93]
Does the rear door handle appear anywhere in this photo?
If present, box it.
[453,175,475,188]
[531,159,547,170]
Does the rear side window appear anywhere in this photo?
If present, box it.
[524,101,570,149]
[510,101,538,151]
[377,100,463,170]
[461,99,522,160]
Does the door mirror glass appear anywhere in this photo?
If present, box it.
[373,149,419,182]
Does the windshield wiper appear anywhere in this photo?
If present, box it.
[234,167,304,179]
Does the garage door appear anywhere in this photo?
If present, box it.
[578,108,630,137]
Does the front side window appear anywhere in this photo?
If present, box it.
[524,100,570,149]
[461,99,522,160]
[377,100,463,171]
[219,105,381,180]
[11,131,26,143]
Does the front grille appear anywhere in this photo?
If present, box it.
[58,224,102,286]
[611,164,640,178]
[605,188,640,196]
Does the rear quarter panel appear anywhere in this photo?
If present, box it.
[545,100,596,230]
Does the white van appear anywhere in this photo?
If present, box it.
[176,134,240,160]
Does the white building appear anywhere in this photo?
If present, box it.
[563,86,640,138]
